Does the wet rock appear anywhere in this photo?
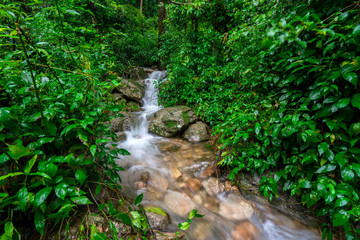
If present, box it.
[149,106,198,137]
[163,191,196,217]
[145,209,169,230]
[231,221,263,240]
[135,181,146,189]
[186,178,202,192]
[183,121,210,142]
[202,177,224,196]
[128,67,148,81]
[225,181,232,191]
[180,162,210,177]
[108,117,124,132]
[116,132,127,141]
[171,168,182,180]
[187,221,213,240]
[122,117,131,131]
[201,165,216,178]
[116,78,145,103]
[219,194,255,221]
[111,93,123,101]
[155,231,185,240]
[144,184,166,201]
[156,141,180,152]
[144,68,156,74]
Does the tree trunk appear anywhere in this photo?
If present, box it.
[158,0,166,70]
[140,0,143,14]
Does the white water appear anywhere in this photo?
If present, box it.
[115,70,321,240]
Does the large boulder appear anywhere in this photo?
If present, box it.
[116,78,145,103]
[183,121,210,142]
[149,106,198,137]
[128,67,148,81]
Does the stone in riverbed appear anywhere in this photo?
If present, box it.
[202,177,224,196]
[163,191,196,217]
[186,177,202,192]
[219,194,255,221]
[149,106,198,137]
[116,78,145,103]
[183,121,210,142]
[145,207,169,230]
[231,221,263,240]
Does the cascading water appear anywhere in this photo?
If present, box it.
[116,70,321,240]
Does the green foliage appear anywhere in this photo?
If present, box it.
[0,0,152,238]
[159,0,360,238]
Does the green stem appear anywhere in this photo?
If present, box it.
[16,23,49,137]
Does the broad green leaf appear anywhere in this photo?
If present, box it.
[254,122,261,136]
[95,184,101,196]
[336,98,350,109]
[0,108,10,122]
[0,153,10,163]
[351,94,360,109]
[316,164,337,173]
[145,207,167,216]
[352,163,360,178]
[7,142,32,160]
[299,179,311,188]
[117,213,131,225]
[0,172,24,181]
[341,167,355,181]
[18,187,29,211]
[34,187,52,207]
[333,210,349,227]
[66,9,80,15]
[81,117,95,129]
[75,169,87,185]
[352,122,360,136]
[335,197,349,207]
[71,196,92,205]
[318,142,329,156]
[24,155,37,175]
[343,72,358,86]
[34,209,45,235]
[60,124,79,136]
[55,183,68,200]
[178,222,190,230]
[309,90,321,100]
[90,145,96,157]
[134,193,143,206]
[118,148,131,155]
[353,25,360,38]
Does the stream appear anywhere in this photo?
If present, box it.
[115,71,321,240]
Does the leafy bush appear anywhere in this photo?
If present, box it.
[159,0,360,238]
[0,1,154,238]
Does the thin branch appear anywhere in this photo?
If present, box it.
[16,23,50,137]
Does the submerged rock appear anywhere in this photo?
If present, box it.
[219,194,255,221]
[163,191,196,217]
[149,106,198,137]
[183,121,210,142]
[231,221,263,240]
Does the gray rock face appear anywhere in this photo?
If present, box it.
[149,106,198,137]
[116,79,145,103]
[183,121,209,142]
[146,211,169,230]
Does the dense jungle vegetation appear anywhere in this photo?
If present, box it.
[1,0,360,239]
[0,0,158,239]
[158,0,360,239]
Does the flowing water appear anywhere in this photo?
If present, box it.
[116,71,321,240]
